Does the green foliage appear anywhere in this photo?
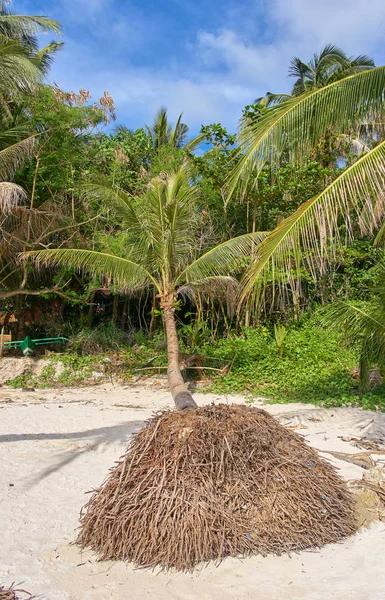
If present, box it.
[199,315,385,410]
[274,323,287,357]
[90,127,153,193]
[323,260,385,392]
[71,323,133,355]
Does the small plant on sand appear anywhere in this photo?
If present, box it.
[274,323,287,357]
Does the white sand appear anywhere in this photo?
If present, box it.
[1,384,385,600]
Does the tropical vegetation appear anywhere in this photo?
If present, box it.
[1,2,385,409]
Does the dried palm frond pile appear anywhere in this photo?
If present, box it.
[77,404,357,570]
[0,584,33,600]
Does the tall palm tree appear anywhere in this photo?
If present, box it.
[258,45,375,106]
[228,65,385,308]
[24,166,265,410]
[289,44,374,96]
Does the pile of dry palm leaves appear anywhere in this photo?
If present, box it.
[0,585,33,600]
[77,404,357,570]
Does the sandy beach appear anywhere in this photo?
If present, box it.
[1,384,385,600]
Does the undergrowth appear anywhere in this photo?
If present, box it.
[5,318,385,410]
[200,317,385,410]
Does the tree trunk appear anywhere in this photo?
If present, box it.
[163,304,197,411]
[15,296,25,340]
[149,289,158,337]
[87,293,95,329]
[120,300,128,330]
[112,294,119,325]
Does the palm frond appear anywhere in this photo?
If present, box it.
[184,132,205,153]
[322,299,385,391]
[374,220,385,247]
[34,41,64,74]
[81,181,134,222]
[228,65,385,196]
[177,275,239,316]
[0,39,40,93]
[0,132,35,179]
[0,181,26,214]
[240,138,385,306]
[177,231,267,284]
[0,15,61,38]
[22,248,157,291]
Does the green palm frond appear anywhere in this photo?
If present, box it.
[323,299,385,391]
[34,41,64,74]
[228,65,385,196]
[169,113,188,148]
[374,220,385,248]
[0,39,40,93]
[22,249,158,291]
[239,138,385,306]
[177,231,267,284]
[0,14,61,39]
[184,132,205,153]
[147,106,171,149]
[81,181,134,223]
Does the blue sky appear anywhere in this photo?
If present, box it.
[17,0,385,134]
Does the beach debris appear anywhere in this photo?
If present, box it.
[349,467,385,527]
[0,584,33,600]
[77,404,356,570]
[324,451,376,470]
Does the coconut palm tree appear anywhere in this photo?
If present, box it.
[146,107,203,152]
[0,0,61,95]
[258,45,375,107]
[0,0,62,209]
[325,261,385,392]
[228,65,385,308]
[146,107,188,150]
[289,44,374,96]
[23,166,265,410]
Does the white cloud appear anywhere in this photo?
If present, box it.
[271,0,385,50]
[48,0,385,132]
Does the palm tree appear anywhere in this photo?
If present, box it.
[146,107,203,152]
[227,65,385,308]
[0,0,61,95]
[289,44,374,96]
[0,0,62,210]
[23,166,265,410]
[325,261,385,392]
[146,107,188,149]
[258,45,375,106]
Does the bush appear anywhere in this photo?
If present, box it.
[71,323,134,354]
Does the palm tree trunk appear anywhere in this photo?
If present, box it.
[87,293,95,329]
[163,304,197,411]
